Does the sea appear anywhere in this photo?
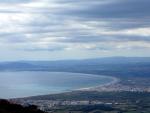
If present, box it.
[0,71,115,98]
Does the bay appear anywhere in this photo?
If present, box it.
[0,72,115,98]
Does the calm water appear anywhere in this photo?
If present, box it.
[0,72,114,98]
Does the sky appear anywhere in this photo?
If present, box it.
[0,0,150,61]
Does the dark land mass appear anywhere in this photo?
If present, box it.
[0,99,45,113]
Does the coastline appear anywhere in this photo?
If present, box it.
[10,75,120,100]
[7,73,120,99]
[75,75,120,91]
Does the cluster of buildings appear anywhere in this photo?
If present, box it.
[82,83,150,92]
[10,82,150,112]
[12,99,108,112]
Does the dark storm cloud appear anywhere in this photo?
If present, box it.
[54,0,150,31]
[64,0,150,19]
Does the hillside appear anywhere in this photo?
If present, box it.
[0,99,45,113]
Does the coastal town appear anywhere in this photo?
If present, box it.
[13,100,108,112]
[82,83,150,92]
[11,81,150,112]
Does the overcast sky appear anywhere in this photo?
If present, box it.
[0,0,150,61]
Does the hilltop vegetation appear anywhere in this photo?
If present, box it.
[0,100,45,113]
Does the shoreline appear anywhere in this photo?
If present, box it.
[74,75,120,91]
[8,73,120,99]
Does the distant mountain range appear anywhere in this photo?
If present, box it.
[1,57,150,66]
[0,57,150,78]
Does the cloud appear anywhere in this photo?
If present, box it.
[0,0,32,3]
[0,0,150,54]
[64,0,150,18]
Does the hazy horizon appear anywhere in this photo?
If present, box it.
[0,56,149,62]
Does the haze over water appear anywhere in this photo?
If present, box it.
[0,72,115,99]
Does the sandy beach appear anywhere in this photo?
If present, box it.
[75,75,120,91]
